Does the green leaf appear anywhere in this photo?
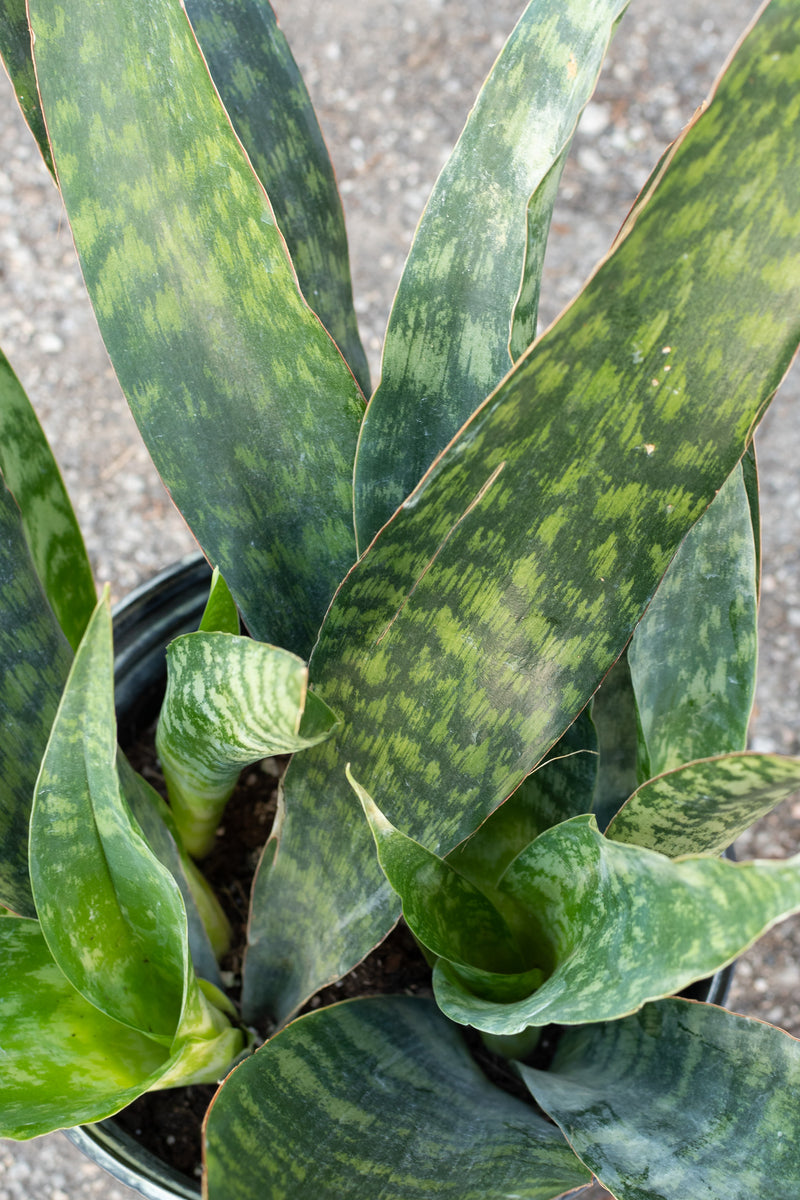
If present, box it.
[446,710,598,888]
[0,917,171,1139]
[433,814,800,1035]
[354,0,629,547]
[350,769,543,997]
[520,998,800,1200]
[185,0,370,395]
[30,594,189,1042]
[0,349,96,650]
[198,567,240,635]
[0,476,72,917]
[205,995,591,1200]
[0,0,54,173]
[589,651,639,831]
[244,0,800,1026]
[606,752,800,857]
[28,0,365,656]
[156,632,339,857]
[629,462,757,778]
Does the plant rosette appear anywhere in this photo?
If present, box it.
[3,0,800,1198]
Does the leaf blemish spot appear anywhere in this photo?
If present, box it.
[567,53,578,79]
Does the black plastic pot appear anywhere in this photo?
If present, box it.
[64,553,734,1197]
[66,553,212,1200]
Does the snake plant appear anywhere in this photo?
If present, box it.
[2,0,800,1196]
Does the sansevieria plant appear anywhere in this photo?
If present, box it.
[2,0,800,1196]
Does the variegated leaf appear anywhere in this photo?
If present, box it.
[606,752,800,857]
[0,0,53,172]
[433,814,800,1035]
[354,0,629,547]
[156,632,338,857]
[30,594,189,1042]
[520,998,800,1200]
[244,0,800,1026]
[204,996,591,1200]
[629,462,757,778]
[28,0,365,656]
[185,0,370,395]
[0,917,170,1139]
[0,476,71,917]
[0,349,96,650]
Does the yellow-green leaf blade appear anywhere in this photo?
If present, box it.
[28,0,365,655]
[520,999,800,1200]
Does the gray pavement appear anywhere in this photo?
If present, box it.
[2,0,799,1195]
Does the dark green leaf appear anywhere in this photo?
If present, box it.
[629,463,757,778]
[0,476,71,917]
[0,0,53,172]
[590,652,639,830]
[606,752,800,857]
[520,998,800,1200]
[29,0,365,655]
[0,349,96,649]
[354,0,629,546]
[185,0,370,395]
[205,996,591,1200]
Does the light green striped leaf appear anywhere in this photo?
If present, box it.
[520,998,800,1200]
[28,0,365,656]
[350,770,543,1000]
[606,752,800,858]
[354,0,629,547]
[185,0,369,395]
[629,462,757,779]
[0,917,171,1139]
[244,0,800,1026]
[433,814,800,1035]
[446,710,598,888]
[198,567,240,636]
[0,0,53,173]
[0,476,72,917]
[0,349,96,650]
[205,995,591,1200]
[30,594,189,1043]
[156,632,339,857]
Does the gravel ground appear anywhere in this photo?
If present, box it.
[1,0,799,1196]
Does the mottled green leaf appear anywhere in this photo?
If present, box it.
[244,0,800,1026]
[28,0,365,655]
[156,632,338,857]
[354,0,629,546]
[198,567,240,635]
[606,752,800,857]
[350,770,542,998]
[185,0,369,395]
[520,998,800,1200]
[0,917,171,1139]
[0,476,71,917]
[0,0,53,172]
[629,463,757,778]
[433,814,800,1034]
[205,996,591,1200]
[589,652,639,831]
[0,349,96,650]
[446,711,598,888]
[30,594,189,1042]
